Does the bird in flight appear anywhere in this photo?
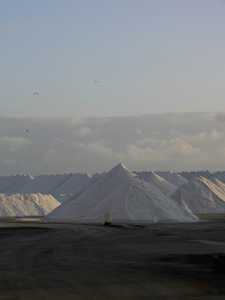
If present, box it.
[33,91,40,96]
[93,80,102,86]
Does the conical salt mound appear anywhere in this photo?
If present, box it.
[48,163,197,223]
[173,176,225,214]
[136,171,177,196]
[157,171,188,187]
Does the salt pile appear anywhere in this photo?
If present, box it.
[0,193,60,217]
[48,163,197,223]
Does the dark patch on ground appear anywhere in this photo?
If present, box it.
[0,227,51,239]
[159,253,225,273]
[0,222,225,299]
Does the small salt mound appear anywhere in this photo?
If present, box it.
[0,193,60,217]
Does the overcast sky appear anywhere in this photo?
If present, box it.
[1,0,225,117]
[0,113,225,175]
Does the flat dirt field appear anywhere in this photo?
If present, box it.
[1,221,225,299]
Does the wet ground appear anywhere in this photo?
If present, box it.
[0,221,225,299]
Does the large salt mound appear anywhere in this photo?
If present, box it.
[51,174,91,202]
[156,171,188,187]
[0,175,33,194]
[136,171,177,196]
[0,193,60,217]
[19,175,68,194]
[48,163,197,223]
[172,176,225,214]
[0,174,91,203]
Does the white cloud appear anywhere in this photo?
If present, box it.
[0,113,225,174]
[167,138,200,157]
[76,126,92,138]
[0,136,31,152]
[215,113,225,123]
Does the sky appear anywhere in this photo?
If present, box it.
[0,113,225,175]
[1,0,225,117]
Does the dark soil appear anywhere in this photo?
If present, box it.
[0,222,225,299]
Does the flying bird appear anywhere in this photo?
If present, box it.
[33,91,39,96]
[93,80,102,86]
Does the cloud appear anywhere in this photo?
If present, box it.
[167,138,200,157]
[215,113,225,123]
[123,137,201,171]
[0,136,31,153]
[85,142,114,158]
[76,126,92,138]
[0,113,224,174]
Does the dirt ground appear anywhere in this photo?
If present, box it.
[0,221,225,299]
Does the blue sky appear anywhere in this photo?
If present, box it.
[1,0,225,117]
